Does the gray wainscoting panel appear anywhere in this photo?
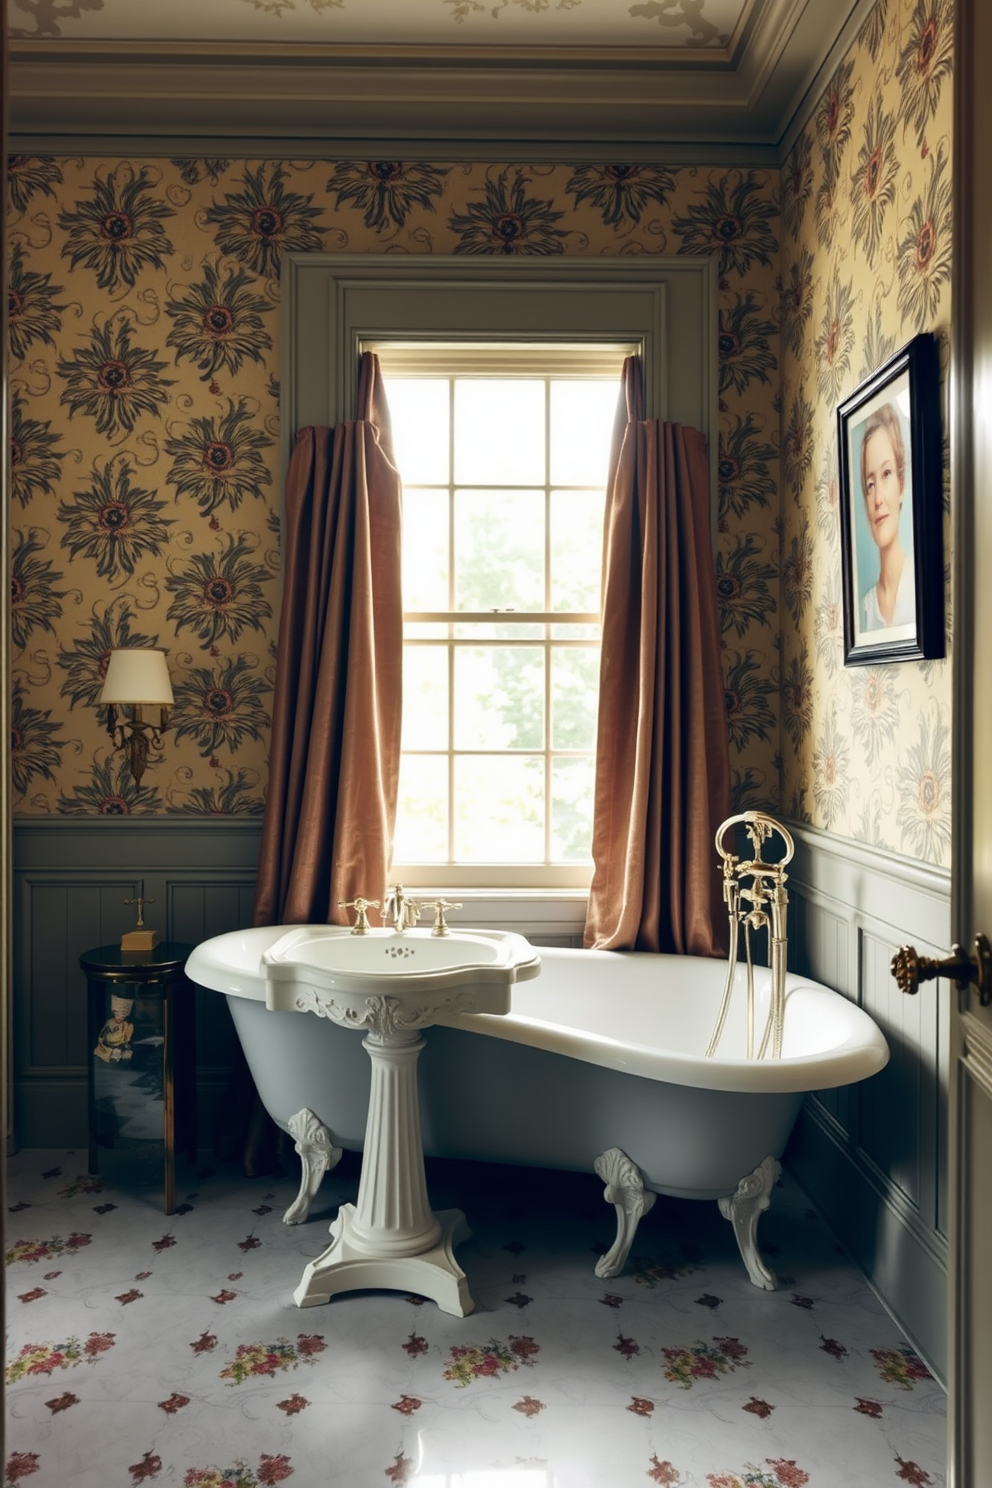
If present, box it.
[795,895,853,1137]
[12,819,262,1149]
[859,927,942,1221]
[24,879,135,1070]
[784,820,951,1384]
[168,878,260,1077]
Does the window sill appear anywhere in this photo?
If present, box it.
[403,887,588,944]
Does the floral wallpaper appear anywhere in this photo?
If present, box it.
[7,155,783,819]
[779,0,953,867]
[7,0,954,865]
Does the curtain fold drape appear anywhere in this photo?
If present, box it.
[583,356,731,956]
[252,351,403,929]
[217,353,401,1173]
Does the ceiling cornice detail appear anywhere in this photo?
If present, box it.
[9,38,752,70]
[6,0,867,160]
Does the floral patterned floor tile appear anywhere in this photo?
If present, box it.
[5,1150,945,1488]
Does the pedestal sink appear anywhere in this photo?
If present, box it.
[259,925,541,1314]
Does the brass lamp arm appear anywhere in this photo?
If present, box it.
[105,704,170,788]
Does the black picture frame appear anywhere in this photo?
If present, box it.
[837,332,943,666]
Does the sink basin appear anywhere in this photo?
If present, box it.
[260,924,541,1018]
[188,921,541,1315]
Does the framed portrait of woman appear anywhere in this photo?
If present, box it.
[837,333,943,666]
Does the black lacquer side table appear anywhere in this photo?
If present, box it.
[80,942,197,1215]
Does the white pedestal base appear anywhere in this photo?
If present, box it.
[283,1006,480,1314]
[294,1204,474,1315]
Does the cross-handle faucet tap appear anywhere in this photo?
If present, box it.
[384,884,422,932]
[338,897,379,935]
[429,899,462,937]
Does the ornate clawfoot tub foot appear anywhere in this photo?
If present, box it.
[593,1147,657,1279]
[282,1108,343,1225]
[718,1155,781,1290]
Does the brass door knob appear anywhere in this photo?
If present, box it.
[891,932,992,1003]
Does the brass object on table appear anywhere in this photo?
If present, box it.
[122,894,159,952]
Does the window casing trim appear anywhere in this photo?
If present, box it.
[284,254,719,890]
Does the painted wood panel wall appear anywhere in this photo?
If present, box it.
[12,819,261,1147]
[785,819,951,1384]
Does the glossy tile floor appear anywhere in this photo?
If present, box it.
[5,1148,946,1487]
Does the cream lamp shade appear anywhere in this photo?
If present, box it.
[100,649,174,706]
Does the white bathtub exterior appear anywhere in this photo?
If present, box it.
[188,928,888,1204]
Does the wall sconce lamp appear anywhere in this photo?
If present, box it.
[100,649,174,788]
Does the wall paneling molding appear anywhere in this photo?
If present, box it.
[12,818,262,1149]
[783,819,951,1384]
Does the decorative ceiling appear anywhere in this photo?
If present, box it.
[9,0,759,51]
[6,0,872,159]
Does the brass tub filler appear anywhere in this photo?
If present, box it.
[707,811,795,1062]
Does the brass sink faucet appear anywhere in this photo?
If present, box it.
[384,884,422,932]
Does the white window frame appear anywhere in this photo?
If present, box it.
[377,342,631,890]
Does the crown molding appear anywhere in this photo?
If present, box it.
[6,133,783,166]
[6,0,864,159]
[3,53,781,154]
[8,37,749,71]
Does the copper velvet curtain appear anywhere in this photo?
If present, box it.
[584,356,731,955]
[252,351,403,928]
[217,353,401,1172]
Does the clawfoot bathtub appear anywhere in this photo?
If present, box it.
[187,929,888,1291]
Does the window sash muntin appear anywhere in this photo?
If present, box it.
[399,621,599,867]
[390,364,611,883]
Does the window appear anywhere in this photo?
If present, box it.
[375,343,629,888]
[286,254,718,892]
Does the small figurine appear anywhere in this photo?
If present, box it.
[94,994,135,1064]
